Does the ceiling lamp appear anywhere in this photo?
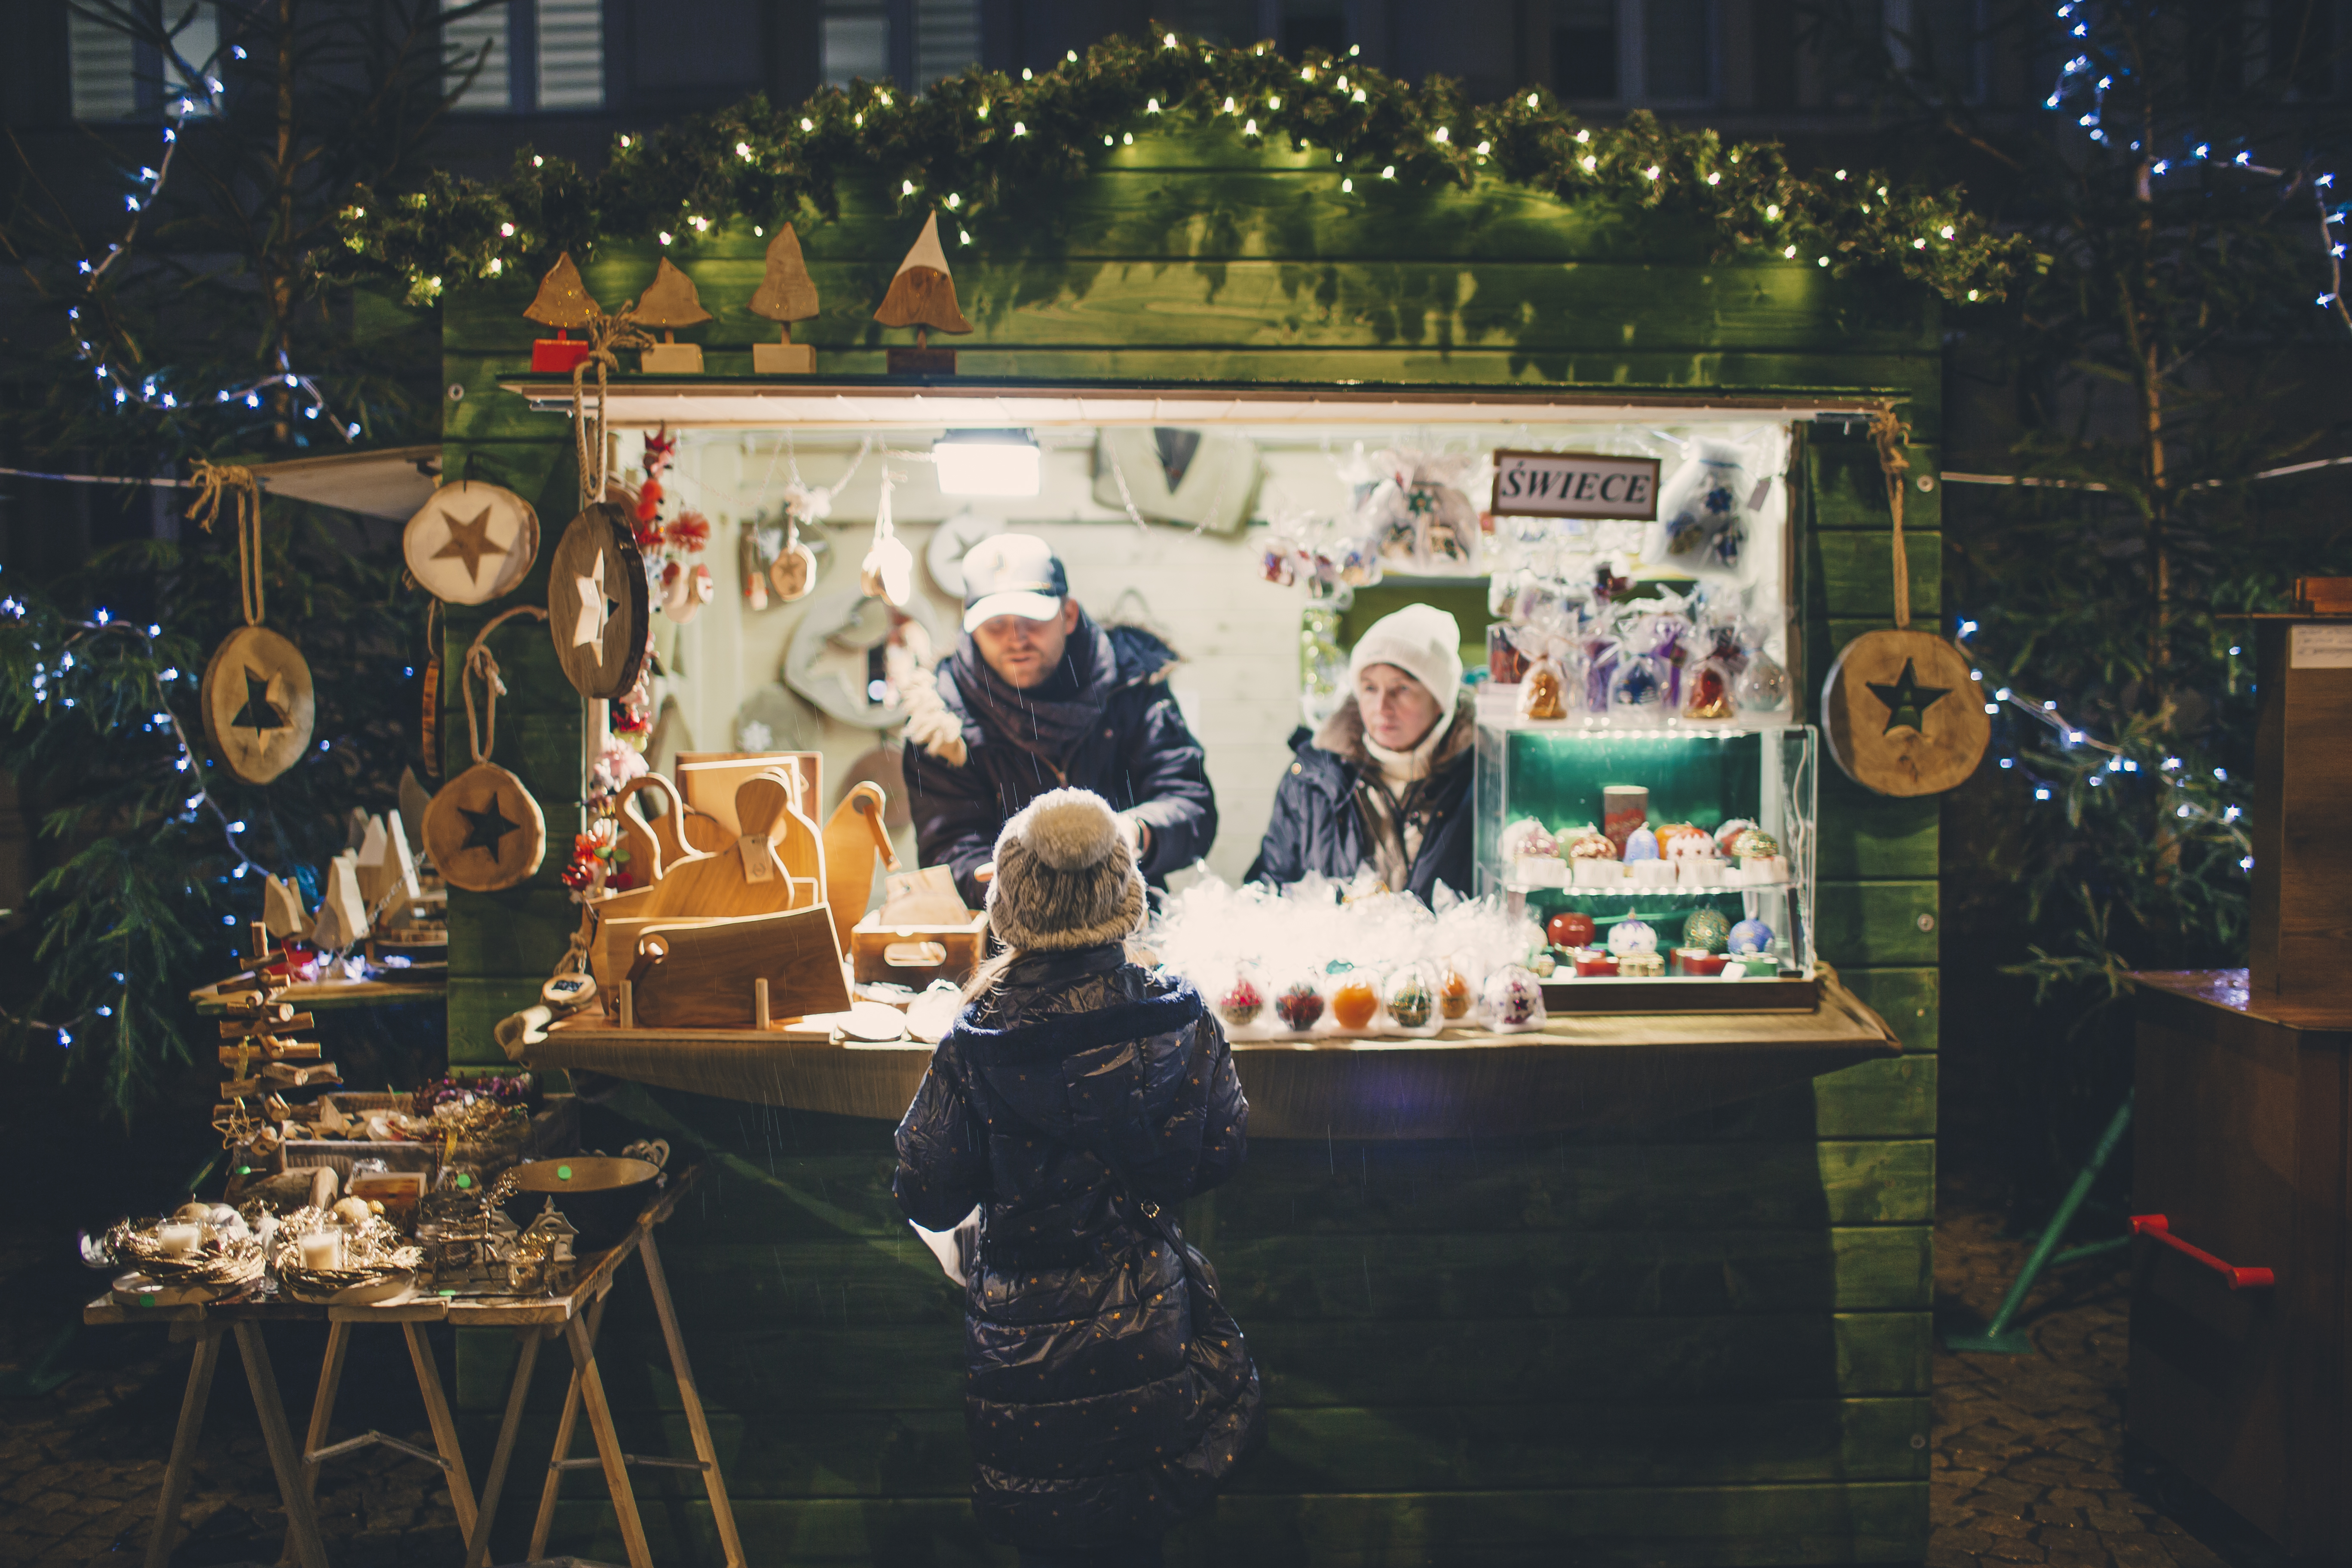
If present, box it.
[932,429,1041,496]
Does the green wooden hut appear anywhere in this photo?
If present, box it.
[413,71,1957,1566]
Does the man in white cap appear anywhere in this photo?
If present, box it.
[900,533,1217,909]
[1248,603,1475,902]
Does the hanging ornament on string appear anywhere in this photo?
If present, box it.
[1821,413,1988,796]
[401,478,539,605]
[192,462,315,785]
[860,459,914,607]
[424,606,551,892]
[548,306,652,698]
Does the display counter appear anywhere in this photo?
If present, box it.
[515,970,1896,1139]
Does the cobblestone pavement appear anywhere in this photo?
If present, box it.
[0,1188,2298,1567]
[1932,1185,2286,1568]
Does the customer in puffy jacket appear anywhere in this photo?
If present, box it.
[900,533,1218,910]
[1248,603,1478,903]
[894,787,1261,1567]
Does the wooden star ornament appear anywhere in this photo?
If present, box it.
[402,481,539,605]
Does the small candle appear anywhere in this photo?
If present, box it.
[156,1223,200,1257]
[1673,948,1728,977]
[300,1231,343,1271]
[1571,948,1620,977]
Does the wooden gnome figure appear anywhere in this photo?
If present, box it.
[634,258,713,374]
[750,224,820,375]
[527,253,598,373]
[874,211,970,374]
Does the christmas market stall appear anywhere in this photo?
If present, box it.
[302,34,2010,1567]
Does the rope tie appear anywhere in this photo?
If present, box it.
[570,307,651,511]
[459,606,550,765]
[187,460,266,627]
[1870,410,1914,631]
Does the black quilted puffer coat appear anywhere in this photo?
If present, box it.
[893,943,1260,1550]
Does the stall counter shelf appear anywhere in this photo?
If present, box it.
[517,968,1897,1139]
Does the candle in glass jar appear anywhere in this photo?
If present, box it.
[300,1231,344,1271]
[156,1223,201,1257]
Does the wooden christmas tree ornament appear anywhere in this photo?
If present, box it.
[401,479,539,605]
[191,463,314,785]
[424,606,551,892]
[750,224,820,375]
[633,258,712,374]
[311,851,370,951]
[526,253,600,373]
[875,212,970,375]
[548,501,650,699]
[1821,416,1988,796]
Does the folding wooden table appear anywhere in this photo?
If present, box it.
[85,1164,740,1568]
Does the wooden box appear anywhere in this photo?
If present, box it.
[850,911,989,988]
[2128,972,2352,1560]
[2249,617,2352,1004]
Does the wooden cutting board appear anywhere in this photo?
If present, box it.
[629,772,822,919]
[626,906,851,1028]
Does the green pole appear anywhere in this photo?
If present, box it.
[1942,1088,2135,1355]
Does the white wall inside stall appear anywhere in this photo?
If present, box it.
[655,431,1319,888]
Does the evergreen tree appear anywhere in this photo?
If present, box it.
[0,0,502,1117]
[1805,0,2352,1177]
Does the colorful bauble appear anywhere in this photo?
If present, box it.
[1330,975,1381,1030]
[1714,818,1756,857]
[1623,827,1661,862]
[1728,919,1775,956]
[1438,965,1476,1020]
[1732,827,1781,861]
[1565,827,1619,861]
[1527,949,1557,978]
[1501,817,1559,860]
[1219,972,1265,1027]
[1276,980,1325,1032]
[1384,967,1434,1029]
[1681,908,1732,953]
[1547,910,1596,949]
[1606,918,1658,957]
[1482,965,1546,1028]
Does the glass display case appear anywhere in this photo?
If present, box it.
[1474,695,1819,1008]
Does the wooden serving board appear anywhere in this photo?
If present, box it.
[626,906,851,1028]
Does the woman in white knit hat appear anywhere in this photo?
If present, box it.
[1247,602,1475,901]
[894,787,1260,1566]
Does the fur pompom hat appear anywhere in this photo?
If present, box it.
[986,789,1147,952]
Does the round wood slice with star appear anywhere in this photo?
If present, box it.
[200,626,315,784]
[422,760,546,892]
[547,502,649,700]
[402,481,539,605]
[1821,628,1990,797]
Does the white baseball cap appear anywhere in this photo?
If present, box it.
[959,533,1068,633]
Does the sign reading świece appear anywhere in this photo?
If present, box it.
[1490,450,1662,521]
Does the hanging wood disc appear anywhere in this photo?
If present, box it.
[1821,629,1990,797]
[547,501,649,699]
[201,626,315,784]
[402,481,539,605]
[422,761,546,891]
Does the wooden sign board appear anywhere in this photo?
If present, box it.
[1491,450,1662,521]
[2250,619,2352,1003]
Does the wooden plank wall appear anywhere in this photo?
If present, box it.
[441,123,1938,1565]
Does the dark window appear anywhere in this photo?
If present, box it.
[1554,0,1619,99]
[1281,12,1348,58]
[1644,0,1712,100]
[2272,0,2337,97]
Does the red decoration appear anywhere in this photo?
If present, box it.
[665,511,710,552]
[1547,911,1595,949]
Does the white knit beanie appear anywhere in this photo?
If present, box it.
[1348,604,1463,713]
[985,789,1148,952]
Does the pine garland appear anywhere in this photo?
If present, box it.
[331,28,2025,308]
